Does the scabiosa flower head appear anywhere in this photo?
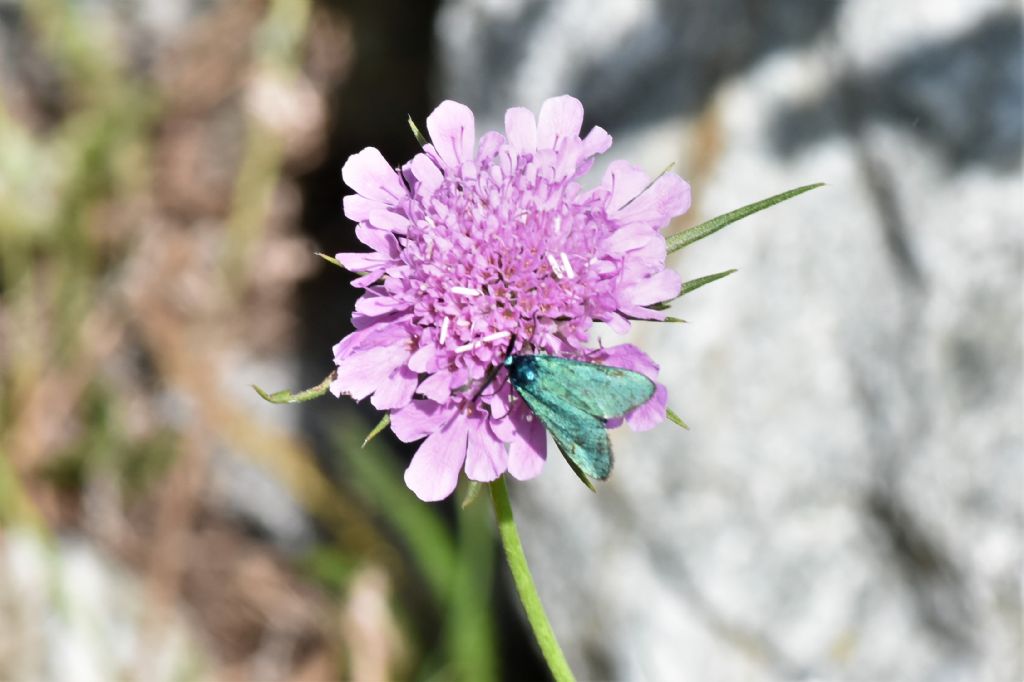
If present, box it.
[331,95,691,501]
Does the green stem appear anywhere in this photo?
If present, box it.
[489,476,575,682]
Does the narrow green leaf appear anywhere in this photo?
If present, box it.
[666,407,689,430]
[461,480,484,509]
[252,370,335,404]
[315,251,342,268]
[680,268,737,296]
[448,490,498,682]
[340,426,456,601]
[408,115,428,147]
[624,313,687,323]
[362,413,391,448]
[666,182,824,254]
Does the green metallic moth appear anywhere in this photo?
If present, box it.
[504,354,655,488]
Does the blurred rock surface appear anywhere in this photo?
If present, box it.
[437,0,1022,679]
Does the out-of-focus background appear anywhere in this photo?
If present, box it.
[0,0,1020,680]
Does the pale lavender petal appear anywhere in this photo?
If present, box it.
[355,225,400,254]
[464,415,507,482]
[601,224,657,255]
[410,153,444,192]
[343,194,380,222]
[335,341,411,401]
[625,383,667,432]
[507,405,547,480]
[622,269,682,306]
[537,95,583,149]
[407,344,438,372]
[335,251,391,271]
[504,107,537,152]
[477,131,505,161]
[354,294,402,317]
[391,399,452,442]
[368,209,411,234]
[404,415,469,501]
[611,168,692,227]
[417,369,453,403]
[342,147,407,204]
[605,311,631,335]
[370,365,419,410]
[581,125,612,157]
[594,343,658,376]
[426,100,475,168]
[602,160,652,212]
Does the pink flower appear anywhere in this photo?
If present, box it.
[331,95,691,501]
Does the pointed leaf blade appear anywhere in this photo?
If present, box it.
[667,182,824,254]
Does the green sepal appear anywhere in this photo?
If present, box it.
[666,182,824,254]
[408,115,428,147]
[362,413,391,448]
[461,480,484,509]
[624,313,688,323]
[666,407,689,430]
[252,370,335,404]
[315,252,342,268]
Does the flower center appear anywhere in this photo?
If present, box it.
[398,152,622,378]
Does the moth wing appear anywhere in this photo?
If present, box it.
[515,386,613,481]
[525,355,655,419]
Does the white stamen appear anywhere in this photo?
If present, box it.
[451,286,482,297]
[553,215,562,233]
[454,330,511,354]
[560,252,575,279]
[546,253,564,279]
[456,319,470,327]
[480,331,511,343]
[439,317,450,345]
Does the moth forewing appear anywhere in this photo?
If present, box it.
[513,380,614,480]
[515,355,655,419]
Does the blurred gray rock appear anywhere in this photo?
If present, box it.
[0,532,208,682]
[437,1,1022,680]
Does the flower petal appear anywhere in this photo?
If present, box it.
[370,365,419,410]
[607,162,691,227]
[537,95,583,149]
[409,153,444,193]
[504,107,537,152]
[581,125,612,158]
[464,415,507,482]
[625,383,667,432]
[426,100,475,168]
[621,269,682,306]
[342,147,407,204]
[391,399,452,442]
[404,414,469,501]
[417,369,453,403]
[507,404,547,480]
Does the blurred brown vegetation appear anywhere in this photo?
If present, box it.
[0,1,505,680]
